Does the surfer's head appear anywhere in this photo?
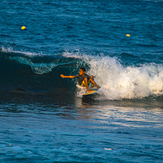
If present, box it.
[79,67,86,76]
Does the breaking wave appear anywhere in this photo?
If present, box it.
[1,47,163,100]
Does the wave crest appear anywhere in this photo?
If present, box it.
[64,51,163,99]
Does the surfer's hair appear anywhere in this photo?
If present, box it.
[80,67,86,72]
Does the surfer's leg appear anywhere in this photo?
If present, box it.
[84,78,91,92]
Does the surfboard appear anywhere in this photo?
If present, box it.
[82,88,100,96]
[76,84,100,97]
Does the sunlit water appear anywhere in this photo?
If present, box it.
[0,95,163,162]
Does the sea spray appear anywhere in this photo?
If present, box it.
[63,51,163,99]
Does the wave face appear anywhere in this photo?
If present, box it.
[1,47,163,101]
[0,48,87,94]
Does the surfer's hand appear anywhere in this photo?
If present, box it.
[60,74,65,78]
[87,89,93,93]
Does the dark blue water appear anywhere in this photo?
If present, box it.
[0,0,163,162]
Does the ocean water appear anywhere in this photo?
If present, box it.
[0,0,163,162]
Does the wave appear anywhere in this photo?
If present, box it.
[0,47,85,94]
[1,47,163,101]
[63,51,163,100]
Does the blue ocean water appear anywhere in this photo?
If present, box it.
[0,0,163,162]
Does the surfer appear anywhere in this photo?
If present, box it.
[60,67,100,92]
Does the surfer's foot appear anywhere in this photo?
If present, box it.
[87,89,94,93]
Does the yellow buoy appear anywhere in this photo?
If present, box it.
[126,34,130,37]
[21,26,26,30]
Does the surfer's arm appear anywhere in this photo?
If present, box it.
[90,79,100,89]
[60,74,75,78]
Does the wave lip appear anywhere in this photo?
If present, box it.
[1,46,40,57]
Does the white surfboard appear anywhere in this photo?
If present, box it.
[76,85,100,96]
[82,88,100,96]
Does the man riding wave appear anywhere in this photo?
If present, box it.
[60,67,100,92]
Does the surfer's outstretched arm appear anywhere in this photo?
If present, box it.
[90,79,100,89]
[60,74,74,78]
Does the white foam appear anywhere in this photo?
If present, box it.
[76,85,87,97]
[62,51,84,59]
[64,51,163,100]
[1,46,42,57]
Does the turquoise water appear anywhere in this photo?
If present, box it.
[0,0,163,162]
